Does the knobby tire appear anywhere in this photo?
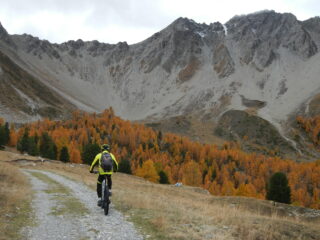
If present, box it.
[104,186,109,216]
[101,178,109,215]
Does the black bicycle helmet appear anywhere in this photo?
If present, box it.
[101,144,110,151]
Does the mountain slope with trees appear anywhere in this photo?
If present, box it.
[2,109,320,209]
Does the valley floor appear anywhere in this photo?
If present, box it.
[22,170,142,240]
[1,150,320,240]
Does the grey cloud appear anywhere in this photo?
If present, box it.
[1,0,319,44]
[1,0,171,28]
[0,0,174,43]
[1,0,92,15]
[84,0,172,29]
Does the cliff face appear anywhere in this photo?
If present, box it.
[0,10,320,157]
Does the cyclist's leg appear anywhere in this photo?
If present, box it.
[97,174,104,198]
[106,174,112,190]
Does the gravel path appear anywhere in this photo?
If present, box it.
[22,169,143,240]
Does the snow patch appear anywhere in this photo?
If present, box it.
[223,24,228,35]
[196,31,206,38]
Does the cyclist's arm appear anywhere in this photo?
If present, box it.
[110,153,118,172]
[89,153,101,172]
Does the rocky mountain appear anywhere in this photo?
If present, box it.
[0,10,320,159]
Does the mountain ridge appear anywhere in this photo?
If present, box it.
[1,10,320,159]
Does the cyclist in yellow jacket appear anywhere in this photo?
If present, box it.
[90,144,118,206]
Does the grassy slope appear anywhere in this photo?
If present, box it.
[0,160,33,240]
[1,150,320,240]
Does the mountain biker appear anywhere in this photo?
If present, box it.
[89,144,118,206]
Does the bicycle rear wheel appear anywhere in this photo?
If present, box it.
[104,186,110,215]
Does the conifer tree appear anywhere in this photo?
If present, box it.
[157,130,163,143]
[39,132,57,160]
[0,125,6,149]
[60,146,70,163]
[4,122,10,144]
[118,158,132,174]
[17,128,30,153]
[159,170,169,184]
[0,125,5,149]
[82,142,100,165]
[211,168,217,181]
[27,137,39,156]
[266,172,291,204]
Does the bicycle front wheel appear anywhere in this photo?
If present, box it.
[100,180,104,208]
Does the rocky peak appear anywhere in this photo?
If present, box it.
[302,17,320,49]
[0,22,15,47]
[225,11,317,67]
[0,22,8,37]
[66,39,85,50]
[169,17,207,32]
[303,17,320,34]
[115,41,129,50]
[226,10,298,38]
[209,22,225,32]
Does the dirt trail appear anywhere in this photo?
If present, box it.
[22,169,143,240]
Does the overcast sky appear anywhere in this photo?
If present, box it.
[0,0,319,44]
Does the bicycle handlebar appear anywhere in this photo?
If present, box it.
[90,170,117,174]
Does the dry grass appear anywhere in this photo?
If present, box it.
[2,150,320,240]
[14,157,320,240]
[0,160,33,240]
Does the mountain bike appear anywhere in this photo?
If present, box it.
[92,171,111,215]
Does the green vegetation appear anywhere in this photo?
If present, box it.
[17,128,30,153]
[266,172,291,204]
[0,122,9,149]
[159,170,169,184]
[0,122,10,148]
[118,158,132,174]
[50,196,88,217]
[39,133,57,160]
[82,142,100,165]
[27,136,39,156]
[0,127,6,149]
[17,131,58,159]
[59,146,70,163]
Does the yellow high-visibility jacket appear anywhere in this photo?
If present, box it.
[90,150,118,175]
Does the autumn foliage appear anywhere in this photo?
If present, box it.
[7,110,320,209]
[296,115,320,147]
